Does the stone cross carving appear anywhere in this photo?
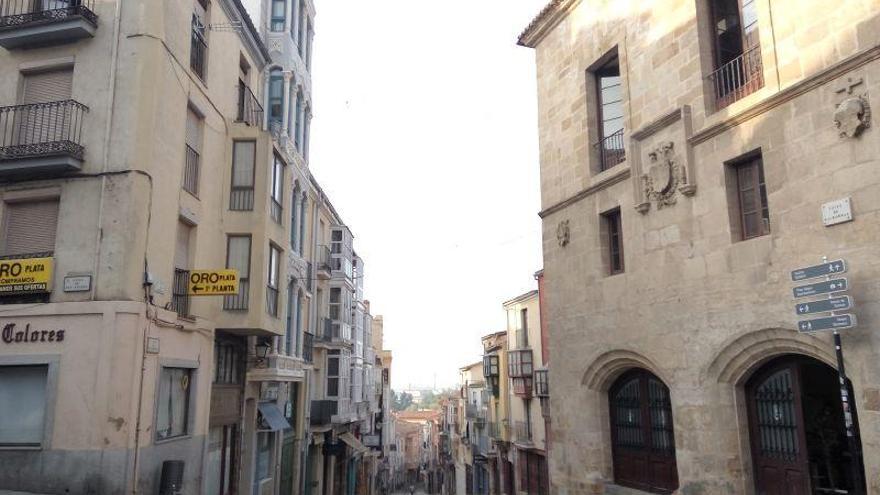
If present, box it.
[833,76,870,138]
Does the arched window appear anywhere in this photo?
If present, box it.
[294,90,304,150]
[290,183,300,249]
[267,69,284,128]
[298,195,307,255]
[609,369,678,494]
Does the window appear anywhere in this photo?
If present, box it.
[1,199,59,256]
[267,244,281,317]
[298,196,307,256]
[184,107,203,196]
[214,340,242,384]
[270,0,286,31]
[290,185,299,249]
[297,1,306,55]
[190,0,208,80]
[0,365,48,446]
[270,154,284,224]
[224,235,251,310]
[327,350,341,397]
[708,0,763,107]
[517,308,529,348]
[602,209,624,275]
[172,221,193,317]
[285,283,298,355]
[156,367,193,440]
[230,140,255,210]
[267,69,284,128]
[294,90,304,150]
[730,153,770,240]
[609,369,679,493]
[592,51,625,171]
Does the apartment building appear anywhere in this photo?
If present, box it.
[520,1,880,494]
[0,0,301,492]
[480,331,509,495]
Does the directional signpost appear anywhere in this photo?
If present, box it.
[187,269,239,296]
[790,257,862,495]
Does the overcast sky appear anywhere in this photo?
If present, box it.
[308,1,547,390]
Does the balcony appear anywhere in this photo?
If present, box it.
[315,245,332,279]
[593,128,625,172]
[535,369,549,398]
[0,0,98,49]
[708,44,763,110]
[246,353,305,382]
[512,377,533,399]
[513,421,532,445]
[223,278,250,311]
[488,422,508,441]
[235,81,263,127]
[0,99,88,176]
[170,268,191,318]
[310,399,337,426]
[508,348,533,378]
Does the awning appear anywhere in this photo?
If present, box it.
[338,432,370,455]
[257,402,291,431]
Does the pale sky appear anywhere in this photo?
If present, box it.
[308,1,547,390]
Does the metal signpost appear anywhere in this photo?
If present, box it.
[791,257,863,494]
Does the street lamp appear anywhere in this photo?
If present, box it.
[255,339,271,362]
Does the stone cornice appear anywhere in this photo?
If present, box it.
[517,0,583,48]
[538,166,631,218]
[690,43,880,145]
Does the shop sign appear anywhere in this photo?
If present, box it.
[2,323,65,344]
[0,257,53,295]
[187,269,239,296]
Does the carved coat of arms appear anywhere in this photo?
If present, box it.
[642,142,684,209]
[556,220,570,247]
[834,96,871,138]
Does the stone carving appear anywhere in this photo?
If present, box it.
[556,220,570,247]
[834,77,871,139]
[642,142,685,209]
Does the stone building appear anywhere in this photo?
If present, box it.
[519,0,880,494]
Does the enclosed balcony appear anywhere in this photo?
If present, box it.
[0,99,87,176]
[0,0,98,49]
[508,348,533,378]
[315,245,332,279]
[246,352,305,382]
[535,368,549,398]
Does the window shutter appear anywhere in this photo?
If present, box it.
[226,236,251,278]
[175,222,191,269]
[185,108,202,151]
[2,199,60,256]
[232,141,255,187]
[22,69,73,104]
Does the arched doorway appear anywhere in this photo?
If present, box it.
[746,355,865,494]
[608,369,678,494]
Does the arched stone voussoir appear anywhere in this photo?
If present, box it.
[581,349,667,391]
[704,327,837,385]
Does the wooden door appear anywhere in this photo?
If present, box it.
[747,361,810,495]
[609,370,679,494]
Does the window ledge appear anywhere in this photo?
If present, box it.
[154,434,192,446]
[0,445,42,451]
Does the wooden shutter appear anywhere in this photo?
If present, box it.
[2,199,60,256]
[175,222,191,269]
[22,69,73,104]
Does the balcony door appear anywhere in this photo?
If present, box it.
[17,69,73,148]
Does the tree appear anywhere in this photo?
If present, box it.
[392,390,414,412]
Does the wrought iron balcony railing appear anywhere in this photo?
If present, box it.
[303,331,314,364]
[236,81,263,127]
[593,128,625,172]
[0,0,98,30]
[183,144,200,195]
[171,268,191,317]
[223,278,249,310]
[708,44,764,110]
[513,421,532,444]
[190,28,207,80]
[0,99,88,162]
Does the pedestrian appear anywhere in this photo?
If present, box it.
[409,484,415,495]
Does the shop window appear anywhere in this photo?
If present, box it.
[156,367,193,440]
[0,365,48,447]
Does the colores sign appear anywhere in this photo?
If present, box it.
[2,323,65,344]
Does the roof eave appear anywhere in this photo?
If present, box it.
[517,0,583,48]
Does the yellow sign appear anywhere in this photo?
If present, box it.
[187,269,239,296]
[0,257,54,295]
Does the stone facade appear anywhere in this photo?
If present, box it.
[520,0,880,494]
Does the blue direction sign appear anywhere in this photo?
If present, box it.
[791,259,846,282]
[798,314,856,333]
[795,296,852,315]
[793,278,848,298]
